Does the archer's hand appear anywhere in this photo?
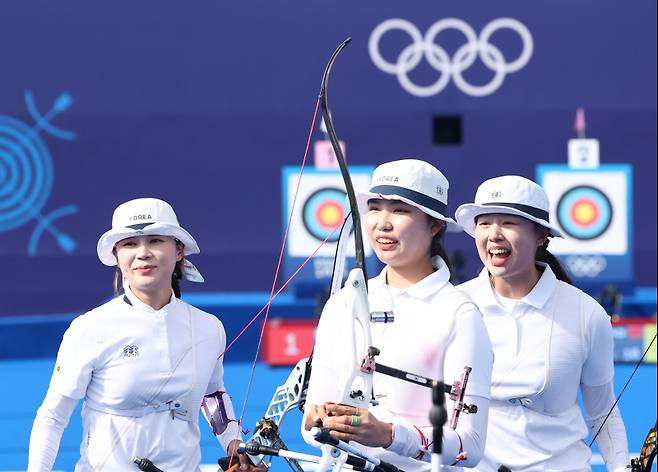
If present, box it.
[227,439,267,472]
[304,403,331,430]
[321,404,393,448]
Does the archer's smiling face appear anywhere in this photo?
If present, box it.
[474,213,545,284]
[365,199,440,276]
[115,235,182,302]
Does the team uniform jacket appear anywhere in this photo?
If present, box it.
[459,264,617,472]
[304,256,494,471]
[47,287,239,471]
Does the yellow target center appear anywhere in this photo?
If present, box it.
[573,201,597,225]
[319,204,342,227]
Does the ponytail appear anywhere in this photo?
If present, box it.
[113,266,122,296]
[171,261,183,298]
[536,239,574,285]
[430,220,453,279]
[172,240,185,298]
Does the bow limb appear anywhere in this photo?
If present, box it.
[319,37,366,278]
[318,37,376,412]
[229,39,377,472]
[217,40,366,472]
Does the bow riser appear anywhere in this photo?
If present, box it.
[336,268,375,410]
[244,358,310,468]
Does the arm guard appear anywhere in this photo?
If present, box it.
[202,390,241,451]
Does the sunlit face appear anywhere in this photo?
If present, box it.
[114,235,183,301]
[474,213,547,285]
[365,199,442,275]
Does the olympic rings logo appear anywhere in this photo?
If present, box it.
[565,255,607,278]
[368,18,534,97]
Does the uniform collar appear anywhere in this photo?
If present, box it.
[371,256,451,300]
[522,263,557,308]
[122,282,176,313]
[476,262,557,309]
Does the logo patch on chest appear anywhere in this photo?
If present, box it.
[122,345,140,357]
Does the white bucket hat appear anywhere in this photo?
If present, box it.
[356,159,461,232]
[455,175,564,238]
[97,198,204,282]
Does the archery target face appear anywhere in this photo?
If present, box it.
[302,188,348,241]
[539,168,629,255]
[284,168,373,258]
[556,185,612,240]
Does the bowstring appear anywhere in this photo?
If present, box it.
[220,219,343,359]
[219,217,342,467]
[230,97,322,461]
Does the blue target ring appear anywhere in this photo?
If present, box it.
[0,115,54,232]
[302,188,349,241]
[557,185,612,240]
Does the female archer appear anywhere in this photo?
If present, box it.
[455,176,630,471]
[28,198,263,471]
[302,159,494,470]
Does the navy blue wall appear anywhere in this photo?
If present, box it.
[1,1,655,315]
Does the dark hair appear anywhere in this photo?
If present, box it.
[428,217,453,277]
[536,238,574,285]
[171,260,183,298]
[112,240,185,298]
